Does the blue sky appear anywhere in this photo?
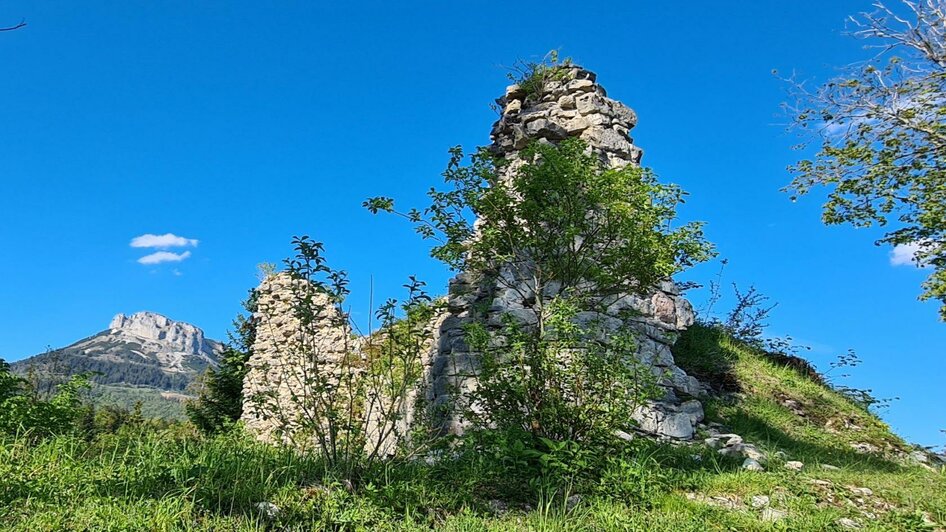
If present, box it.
[1,1,943,447]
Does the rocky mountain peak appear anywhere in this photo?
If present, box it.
[11,311,223,412]
[109,311,211,356]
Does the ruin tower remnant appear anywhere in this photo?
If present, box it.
[241,272,448,452]
[427,64,706,439]
[240,64,708,447]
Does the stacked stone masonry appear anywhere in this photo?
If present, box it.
[428,65,706,440]
[242,65,707,446]
[241,273,353,444]
[242,272,450,453]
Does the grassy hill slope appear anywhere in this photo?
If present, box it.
[666,324,944,530]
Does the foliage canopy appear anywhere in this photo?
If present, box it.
[367,138,714,308]
[785,0,946,318]
[186,289,258,434]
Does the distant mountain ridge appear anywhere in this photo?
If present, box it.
[11,312,223,417]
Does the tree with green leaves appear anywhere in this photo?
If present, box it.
[0,358,91,439]
[784,0,946,319]
[367,138,714,442]
[367,138,713,333]
[186,290,258,434]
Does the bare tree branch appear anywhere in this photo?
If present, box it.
[0,19,26,32]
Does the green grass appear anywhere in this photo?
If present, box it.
[1,325,942,530]
[671,324,946,530]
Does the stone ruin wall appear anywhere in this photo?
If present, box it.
[242,65,708,446]
[427,65,706,439]
[241,272,449,452]
[241,273,353,444]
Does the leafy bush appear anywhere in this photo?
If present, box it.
[367,138,713,292]
[466,297,660,443]
[186,288,257,434]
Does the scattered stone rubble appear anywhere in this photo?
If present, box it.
[784,460,805,471]
[684,491,788,522]
[905,448,946,472]
[704,428,767,470]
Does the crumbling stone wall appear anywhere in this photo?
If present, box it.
[242,65,707,446]
[362,306,449,456]
[241,273,352,444]
[427,65,706,439]
[242,272,449,452]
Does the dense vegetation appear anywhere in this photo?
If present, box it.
[186,289,258,434]
[9,344,208,422]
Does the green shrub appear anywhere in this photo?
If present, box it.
[186,289,257,434]
[466,297,660,443]
[505,50,576,100]
[0,359,90,439]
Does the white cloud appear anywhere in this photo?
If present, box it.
[890,241,932,268]
[130,233,199,249]
[137,251,192,265]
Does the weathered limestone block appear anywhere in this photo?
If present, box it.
[632,401,704,440]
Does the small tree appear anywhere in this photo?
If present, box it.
[186,290,258,434]
[723,284,778,346]
[0,360,25,408]
[0,359,90,439]
[465,299,662,443]
[784,0,946,319]
[367,138,713,335]
[367,138,714,441]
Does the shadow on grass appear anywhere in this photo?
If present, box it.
[672,324,825,394]
[672,324,906,473]
[671,324,741,394]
